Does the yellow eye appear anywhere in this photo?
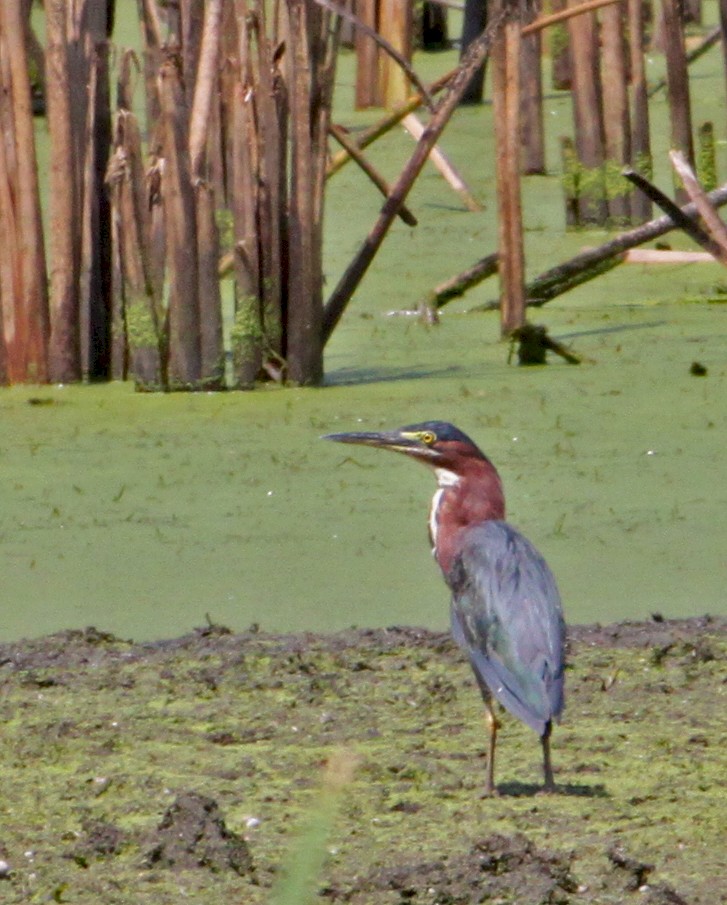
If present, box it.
[420,431,436,445]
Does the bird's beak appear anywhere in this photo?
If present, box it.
[323,430,435,458]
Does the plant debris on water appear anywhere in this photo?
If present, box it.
[0,616,724,903]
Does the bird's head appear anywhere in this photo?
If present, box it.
[323,421,491,482]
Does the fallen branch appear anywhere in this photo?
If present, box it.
[429,252,499,307]
[623,167,727,264]
[466,181,727,312]
[329,123,418,227]
[321,9,508,344]
[521,0,624,35]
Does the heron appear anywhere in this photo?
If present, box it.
[324,421,566,795]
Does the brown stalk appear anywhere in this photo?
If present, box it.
[0,2,49,382]
[158,56,202,387]
[46,0,81,382]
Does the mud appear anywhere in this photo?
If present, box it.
[0,616,724,904]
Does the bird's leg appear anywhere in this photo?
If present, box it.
[541,722,555,792]
[483,697,501,797]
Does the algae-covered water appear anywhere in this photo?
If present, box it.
[2,287,726,642]
[3,9,727,641]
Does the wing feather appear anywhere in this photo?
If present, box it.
[448,521,565,735]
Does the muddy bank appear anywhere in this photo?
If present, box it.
[0,615,724,903]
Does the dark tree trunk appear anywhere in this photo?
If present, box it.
[459,0,488,104]
[85,24,113,381]
[421,1,448,49]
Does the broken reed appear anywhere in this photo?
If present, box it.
[2,0,340,390]
[118,0,341,390]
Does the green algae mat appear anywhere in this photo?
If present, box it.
[2,291,727,642]
[0,617,724,903]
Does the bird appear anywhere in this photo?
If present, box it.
[323,421,565,795]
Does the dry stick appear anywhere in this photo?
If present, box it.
[230,5,263,387]
[138,0,164,130]
[329,123,418,226]
[321,10,508,345]
[106,110,164,386]
[401,113,483,211]
[522,0,623,33]
[189,0,223,181]
[140,0,164,49]
[669,150,727,258]
[467,182,727,311]
[622,167,727,262]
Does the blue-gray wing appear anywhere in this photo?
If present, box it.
[448,521,565,736]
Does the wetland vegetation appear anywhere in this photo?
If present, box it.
[2,4,727,902]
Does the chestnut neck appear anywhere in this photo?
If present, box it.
[429,457,505,580]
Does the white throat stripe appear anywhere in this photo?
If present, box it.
[435,467,460,487]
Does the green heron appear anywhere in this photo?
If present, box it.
[324,421,565,795]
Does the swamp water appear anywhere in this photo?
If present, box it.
[3,18,727,641]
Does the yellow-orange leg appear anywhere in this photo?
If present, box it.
[483,697,501,796]
[541,723,555,792]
